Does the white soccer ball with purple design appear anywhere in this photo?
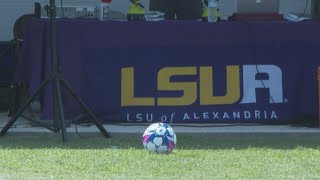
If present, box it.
[142,123,177,154]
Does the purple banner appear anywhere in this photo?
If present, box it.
[17,19,320,123]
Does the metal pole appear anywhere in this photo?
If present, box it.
[50,0,67,141]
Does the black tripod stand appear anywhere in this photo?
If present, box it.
[0,0,110,141]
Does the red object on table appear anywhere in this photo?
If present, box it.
[101,0,112,3]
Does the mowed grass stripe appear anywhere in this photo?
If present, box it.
[0,133,320,179]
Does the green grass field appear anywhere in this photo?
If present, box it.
[1,133,320,179]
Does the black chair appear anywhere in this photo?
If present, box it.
[0,42,16,113]
[13,14,37,41]
[6,14,38,116]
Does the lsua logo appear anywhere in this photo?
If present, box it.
[121,65,283,106]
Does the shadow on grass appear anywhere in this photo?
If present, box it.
[1,132,320,150]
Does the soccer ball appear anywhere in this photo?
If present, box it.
[142,123,177,154]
